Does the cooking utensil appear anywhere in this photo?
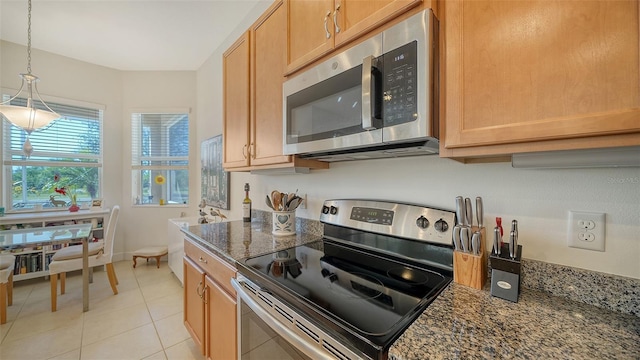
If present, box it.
[496,217,504,241]
[282,193,289,210]
[265,195,274,210]
[287,197,303,211]
[471,231,481,255]
[271,190,281,211]
[493,226,501,255]
[476,197,483,228]
[455,196,465,226]
[453,225,462,251]
[464,198,472,227]
[509,231,516,259]
[512,220,518,253]
[460,226,470,253]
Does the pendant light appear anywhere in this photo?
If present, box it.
[0,0,62,157]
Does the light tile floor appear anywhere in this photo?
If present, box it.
[0,260,204,360]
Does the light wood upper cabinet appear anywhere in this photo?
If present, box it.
[251,0,291,166]
[223,32,251,169]
[223,0,329,172]
[286,0,423,74]
[287,0,335,73]
[440,0,640,159]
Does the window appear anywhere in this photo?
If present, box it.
[2,98,103,211]
[131,112,189,206]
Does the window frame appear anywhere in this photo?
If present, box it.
[1,92,105,212]
[130,109,190,207]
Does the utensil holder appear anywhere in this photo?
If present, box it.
[453,226,487,290]
[272,211,296,236]
[490,244,523,302]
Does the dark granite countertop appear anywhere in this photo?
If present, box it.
[180,219,322,266]
[389,282,640,360]
[181,218,639,360]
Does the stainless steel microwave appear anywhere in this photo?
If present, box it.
[283,9,438,161]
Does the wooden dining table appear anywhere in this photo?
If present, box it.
[0,224,93,311]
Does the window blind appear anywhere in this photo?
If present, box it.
[131,113,189,170]
[3,97,103,165]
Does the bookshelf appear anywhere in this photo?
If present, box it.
[0,209,110,281]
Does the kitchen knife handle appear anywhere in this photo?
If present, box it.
[464,198,472,227]
[471,232,481,255]
[460,227,470,253]
[493,227,501,255]
[509,231,516,259]
[476,197,483,228]
[455,196,465,226]
[453,225,461,251]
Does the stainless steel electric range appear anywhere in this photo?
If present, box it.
[232,200,456,360]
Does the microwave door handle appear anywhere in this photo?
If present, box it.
[361,55,376,130]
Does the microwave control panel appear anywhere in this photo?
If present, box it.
[383,41,418,126]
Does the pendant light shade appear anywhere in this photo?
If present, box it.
[0,0,61,155]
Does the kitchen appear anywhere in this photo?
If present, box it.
[1,0,639,359]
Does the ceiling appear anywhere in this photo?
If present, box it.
[0,0,262,71]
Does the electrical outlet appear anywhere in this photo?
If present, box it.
[567,211,605,251]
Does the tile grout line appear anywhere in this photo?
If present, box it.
[133,264,170,359]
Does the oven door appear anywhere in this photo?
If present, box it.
[232,276,366,360]
[283,34,384,156]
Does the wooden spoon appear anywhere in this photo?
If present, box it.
[271,190,281,211]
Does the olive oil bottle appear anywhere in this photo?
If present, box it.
[243,183,251,222]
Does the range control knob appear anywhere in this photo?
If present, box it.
[322,206,330,214]
[434,219,449,232]
[416,216,429,229]
[329,206,338,215]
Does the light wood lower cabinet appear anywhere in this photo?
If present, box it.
[183,257,206,354]
[183,238,237,360]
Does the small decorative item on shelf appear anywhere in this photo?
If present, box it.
[50,173,83,212]
[68,197,80,212]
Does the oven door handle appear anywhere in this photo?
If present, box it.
[231,278,335,360]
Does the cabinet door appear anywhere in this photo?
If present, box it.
[206,276,237,360]
[286,0,335,73]
[251,0,292,167]
[441,0,640,158]
[334,0,422,46]
[223,32,251,169]
[183,257,206,355]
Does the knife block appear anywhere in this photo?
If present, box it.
[489,244,523,302]
[453,227,487,290]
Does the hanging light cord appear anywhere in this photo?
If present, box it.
[27,0,32,74]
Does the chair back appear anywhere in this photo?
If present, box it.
[102,205,120,262]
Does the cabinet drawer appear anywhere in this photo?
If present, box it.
[184,238,236,296]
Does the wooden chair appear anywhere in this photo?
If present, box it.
[0,254,16,324]
[49,206,120,312]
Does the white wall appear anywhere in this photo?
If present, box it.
[120,71,198,258]
[195,4,640,280]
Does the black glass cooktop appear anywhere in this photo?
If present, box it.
[237,237,452,358]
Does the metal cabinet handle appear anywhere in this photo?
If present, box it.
[196,280,203,299]
[202,284,209,304]
[198,256,208,264]
[323,10,331,39]
[333,4,341,34]
[242,144,248,159]
[249,142,255,159]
